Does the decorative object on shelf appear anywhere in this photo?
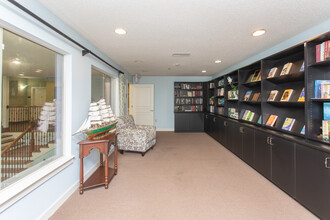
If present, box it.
[282,117,296,131]
[267,67,278,78]
[280,62,293,76]
[266,114,278,127]
[227,75,239,100]
[298,88,305,102]
[314,80,330,98]
[244,90,252,101]
[75,99,117,140]
[267,90,278,101]
[280,89,294,102]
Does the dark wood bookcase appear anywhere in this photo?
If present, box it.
[203,31,330,219]
[174,82,205,132]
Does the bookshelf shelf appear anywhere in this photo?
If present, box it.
[266,101,305,107]
[309,59,330,67]
[311,98,330,102]
[266,71,304,84]
[242,80,261,87]
[242,101,261,105]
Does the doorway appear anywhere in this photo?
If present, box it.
[129,84,154,125]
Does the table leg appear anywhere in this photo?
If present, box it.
[114,137,118,175]
[105,142,109,189]
[80,156,84,194]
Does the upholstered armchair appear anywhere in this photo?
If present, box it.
[116,115,156,156]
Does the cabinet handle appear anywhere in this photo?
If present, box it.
[213,117,216,122]
[325,157,330,169]
[240,127,245,133]
[269,137,274,146]
[224,121,227,127]
[206,115,208,119]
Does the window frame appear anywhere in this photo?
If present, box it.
[0,24,73,213]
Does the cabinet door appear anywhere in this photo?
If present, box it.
[218,117,226,146]
[204,114,211,134]
[254,130,271,179]
[226,121,240,156]
[271,136,295,197]
[240,125,254,167]
[296,144,330,219]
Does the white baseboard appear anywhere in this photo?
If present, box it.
[38,162,100,220]
[156,128,174,131]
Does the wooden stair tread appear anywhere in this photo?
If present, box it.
[1,138,15,144]
[1,160,32,165]
[1,134,13,138]
[1,167,26,173]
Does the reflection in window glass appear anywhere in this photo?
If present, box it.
[91,68,111,105]
[0,29,63,189]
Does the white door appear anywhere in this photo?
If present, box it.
[31,87,46,106]
[129,84,154,125]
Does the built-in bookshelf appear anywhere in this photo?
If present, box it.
[207,31,330,143]
[207,80,215,113]
[174,82,204,112]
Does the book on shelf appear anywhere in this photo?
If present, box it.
[280,62,293,76]
[246,111,255,121]
[218,98,225,106]
[251,92,260,102]
[300,125,305,135]
[217,88,224,96]
[242,110,250,120]
[322,120,330,141]
[209,105,215,113]
[280,89,294,102]
[300,61,304,72]
[267,67,278,78]
[266,115,278,127]
[246,74,254,83]
[282,117,296,131]
[209,82,215,89]
[316,40,330,63]
[251,69,261,82]
[257,116,262,124]
[217,107,224,115]
[244,90,252,101]
[298,88,305,102]
[218,79,225,87]
[314,80,330,98]
[228,90,239,100]
[267,90,278,101]
[228,108,238,119]
[324,103,330,120]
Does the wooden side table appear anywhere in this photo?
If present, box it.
[78,133,117,194]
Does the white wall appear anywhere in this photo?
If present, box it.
[0,1,129,219]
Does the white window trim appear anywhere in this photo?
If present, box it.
[0,27,74,212]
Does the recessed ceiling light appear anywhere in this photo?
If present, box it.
[115,28,127,35]
[12,58,21,64]
[202,70,207,73]
[215,60,222,63]
[35,69,43,73]
[134,60,143,63]
[19,73,24,76]
[252,29,266,37]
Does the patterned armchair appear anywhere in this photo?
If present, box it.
[117,115,156,156]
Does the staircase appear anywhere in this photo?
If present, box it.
[1,124,55,183]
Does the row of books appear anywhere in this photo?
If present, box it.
[316,40,330,63]
[246,69,261,83]
[209,82,215,89]
[175,98,203,105]
[267,88,304,102]
[217,107,225,115]
[228,108,238,119]
[176,90,203,97]
[265,115,304,133]
[315,80,330,99]
[266,62,304,79]
[243,91,261,102]
[218,98,224,106]
[218,79,225,87]
[175,84,203,90]
[217,88,225,96]
[175,105,203,112]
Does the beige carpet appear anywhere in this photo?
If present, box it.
[51,132,316,220]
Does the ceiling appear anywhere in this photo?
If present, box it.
[2,30,56,78]
[37,0,330,76]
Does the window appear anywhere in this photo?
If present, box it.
[91,67,112,105]
[0,29,63,189]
